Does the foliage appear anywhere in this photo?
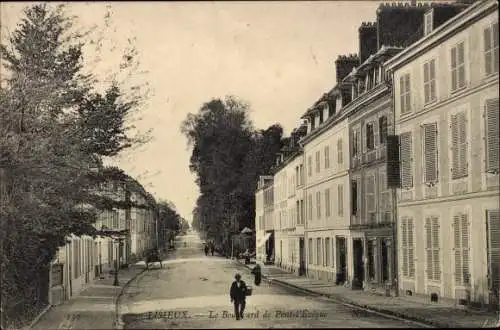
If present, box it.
[181,96,283,253]
[0,4,151,327]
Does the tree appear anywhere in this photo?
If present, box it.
[0,4,150,327]
[181,95,284,254]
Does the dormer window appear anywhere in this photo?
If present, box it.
[322,103,330,121]
[424,9,433,36]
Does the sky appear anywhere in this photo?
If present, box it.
[1,1,382,223]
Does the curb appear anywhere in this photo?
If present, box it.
[235,262,441,328]
[113,267,147,330]
[22,304,52,330]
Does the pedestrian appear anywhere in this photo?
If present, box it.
[251,264,261,286]
[230,273,248,320]
[204,244,209,256]
[210,244,214,256]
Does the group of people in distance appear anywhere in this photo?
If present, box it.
[204,242,215,256]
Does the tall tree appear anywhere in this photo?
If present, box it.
[0,4,150,326]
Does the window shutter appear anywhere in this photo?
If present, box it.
[458,43,465,88]
[338,184,343,215]
[430,60,436,101]
[485,98,499,172]
[451,47,457,90]
[379,116,388,144]
[366,175,375,213]
[424,62,430,102]
[484,26,493,75]
[325,188,330,217]
[373,120,379,148]
[400,76,405,113]
[487,210,500,292]
[423,123,438,183]
[405,74,411,112]
[400,132,413,188]
[425,217,433,280]
[461,213,470,285]
[337,139,343,164]
[458,111,468,177]
[451,114,460,179]
[325,146,330,169]
[402,217,409,277]
[408,218,415,278]
[453,214,462,284]
[432,217,440,281]
[494,22,499,73]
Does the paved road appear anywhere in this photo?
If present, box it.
[118,232,421,328]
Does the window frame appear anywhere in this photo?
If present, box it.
[483,21,499,76]
[450,41,466,92]
[424,9,433,36]
[423,59,437,104]
[400,73,412,115]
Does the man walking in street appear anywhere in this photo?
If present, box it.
[229,273,247,320]
[210,243,214,256]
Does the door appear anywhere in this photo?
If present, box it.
[487,210,500,307]
[353,239,364,290]
[336,237,347,284]
[299,238,305,276]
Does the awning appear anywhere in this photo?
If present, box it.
[256,233,272,248]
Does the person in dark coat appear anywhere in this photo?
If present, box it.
[229,273,247,320]
[251,264,261,286]
[210,244,214,256]
[204,244,209,256]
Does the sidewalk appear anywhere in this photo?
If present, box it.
[239,262,499,328]
[29,265,146,330]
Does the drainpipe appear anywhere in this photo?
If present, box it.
[389,69,399,297]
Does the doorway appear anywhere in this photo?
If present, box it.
[381,239,389,283]
[336,237,347,285]
[353,239,364,290]
[299,238,305,276]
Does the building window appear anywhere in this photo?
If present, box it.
[308,194,313,221]
[325,237,330,267]
[400,73,411,114]
[300,199,304,225]
[423,59,437,104]
[316,191,321,219]
[308,156,312,177]
[484,22,499,75]
[453,213,470,286]
[353,129,360,158]
[365,174,375,214]
[401,217,415,279]
[295,166,299,187]
[424,9,433,36]
[451,111,468,179]
[425,216,441,282]
[337,139,343,164]
[422,123,438,184]
[400,132,413,189]
[485,98,499,173]
[324,146,330,169]
[299,164,304,185]
[316,238,321,265]
[451,42,466,91]
[112,210,118,228]
[366,122,375,151]
[308,238,313,264]
[379,116,388,145]
[324,188,331,217]
[337,184,343,216]
[351,180,358,216]
[315,151,320,173]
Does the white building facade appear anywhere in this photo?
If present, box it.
[386,0,499,305]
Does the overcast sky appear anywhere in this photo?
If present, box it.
[1,1,382,223]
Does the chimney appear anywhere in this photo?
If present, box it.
[359,22,378,64]
[335,54,360,84]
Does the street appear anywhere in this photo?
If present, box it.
[118,233,421,328]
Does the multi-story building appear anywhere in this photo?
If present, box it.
[343,45,402,291]
[385,0,498,305]
[255,176,275,263]
[273,126,307,274]
[129,189,157,259]
[300,56,355,284]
